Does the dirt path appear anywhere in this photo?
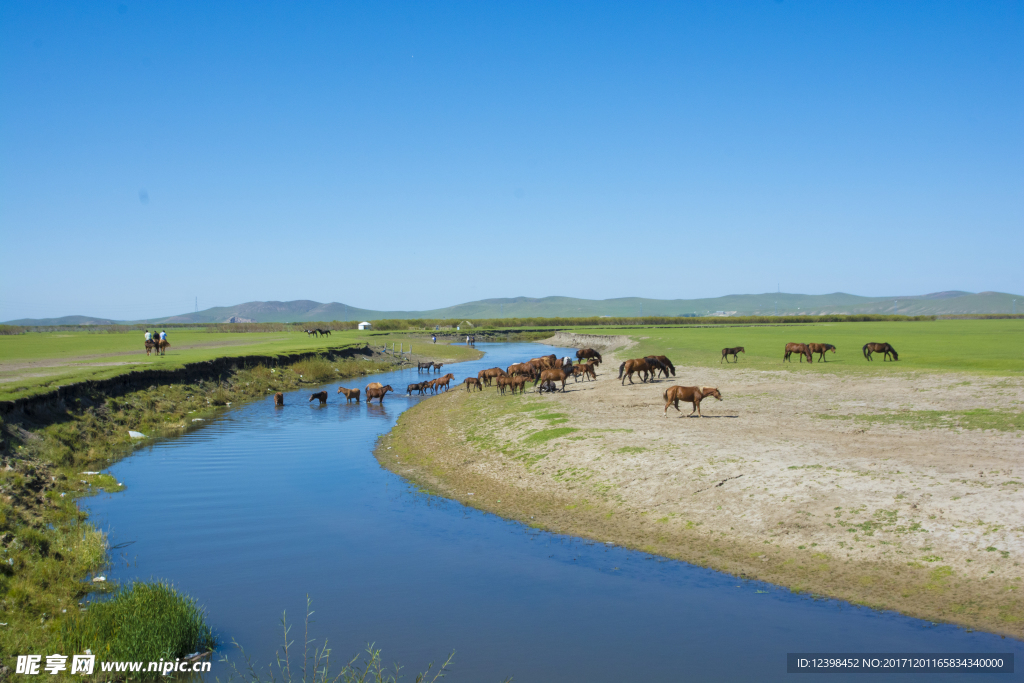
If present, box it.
[379,338,1024,636]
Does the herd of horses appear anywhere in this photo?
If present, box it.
[275,338,900,418]
[304,328,332,337]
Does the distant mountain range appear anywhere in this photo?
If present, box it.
[5,291,1021,326]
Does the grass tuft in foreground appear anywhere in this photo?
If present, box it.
[61,581,215,665]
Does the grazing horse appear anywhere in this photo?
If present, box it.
[309,391,328,405]
[274,392,284,406]
[478,367,506,386]
[721,347,745,363]
[644,356,675,378]
[464,377,483,392]
[863,343,898,361]
[417,361,434,372]
[663,386,722,417]
[366,385,393,404]
[808,343,836,362]
[784,343,813,363]
[337,387,361,402]
[533,368,570,392]
[618,358,665,385]
[435,373,455,392]
[576,348,603,365]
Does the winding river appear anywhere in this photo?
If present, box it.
[85,343,1021,682]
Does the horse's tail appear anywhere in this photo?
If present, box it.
[862,344,869,358]
[618,362,625,379]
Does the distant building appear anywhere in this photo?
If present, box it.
[227,316,256,323]
[357,321,372,330]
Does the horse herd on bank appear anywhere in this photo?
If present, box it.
[281,339,900,417]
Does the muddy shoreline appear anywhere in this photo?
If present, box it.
[377,338,1024,638]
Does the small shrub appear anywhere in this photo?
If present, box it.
[291,356,336,384]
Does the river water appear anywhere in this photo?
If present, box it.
[85,343,1021,682]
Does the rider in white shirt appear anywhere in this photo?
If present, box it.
[144,330,152,342]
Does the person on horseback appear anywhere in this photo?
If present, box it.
[144,330,151,342]
[159,330,167,341]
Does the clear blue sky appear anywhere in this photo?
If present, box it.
[2,1,1021,320]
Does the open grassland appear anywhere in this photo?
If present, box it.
[0,330,477,401]
[559,319,1024,375]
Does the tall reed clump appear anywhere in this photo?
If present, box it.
[61,581,215,665]
[290,356,338,384]
[221,598,482,683]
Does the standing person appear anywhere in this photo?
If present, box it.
[432,335,436,344]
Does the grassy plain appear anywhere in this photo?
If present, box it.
[0,329,476,401]
[568,319,1024,375]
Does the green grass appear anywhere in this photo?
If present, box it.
[821,408,1024,433]
[61,581,215,666]
[523,427,579,444]
[567,319,1024,375]
[0,330,476,401]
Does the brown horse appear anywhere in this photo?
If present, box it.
[534,368,570,392]
[510,376,528,394]
[367,382,383,390]
[366,385,393,404]
[157,339,170,355]
[144,339,156,356]
[435,373,455,392]
[432,362,444,373]
[496,375,514,395]
[644,356,675,378]
[464,377,483,392]
[808,343,836,362]
[663,385,722,417]
[274,392,284,406]
[721,347,745,363]
[478,367,506,386]
[506,362,536,378]
[784,343,813,363]
[417,361,434,372]
[618,358,665,385]
[576,348,603,365]
[337,387,361,402]
[863,343,898,361]
[309,391,328,405]
[406,382,427,396]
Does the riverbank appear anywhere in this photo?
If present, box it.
[377,341,1024,637]
[0,346,405,660]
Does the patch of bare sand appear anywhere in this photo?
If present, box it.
[379,347,1024,636]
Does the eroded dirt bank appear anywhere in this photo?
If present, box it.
[378,344,1024,637]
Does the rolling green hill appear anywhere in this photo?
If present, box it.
[7,291,1020,326]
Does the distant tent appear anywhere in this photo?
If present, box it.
[357,321,372,330]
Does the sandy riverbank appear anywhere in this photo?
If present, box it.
[377,336,1024,636]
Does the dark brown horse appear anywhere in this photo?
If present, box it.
[417,361,434,372]
[534,368,570,392]
[863,343,898,361]
[432,362,444,373]
[618,358,666,384]
[784,343,813,363]
[576,348,603,365]
[663,386,722,417]
[721,347,745,363]
[366,385,393,404]
[808,343,836,362]
[309,391,328,405]
[464,377,483,392]
[144,339,156,356]
[274,392,284,406]
[644,356,675,377]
